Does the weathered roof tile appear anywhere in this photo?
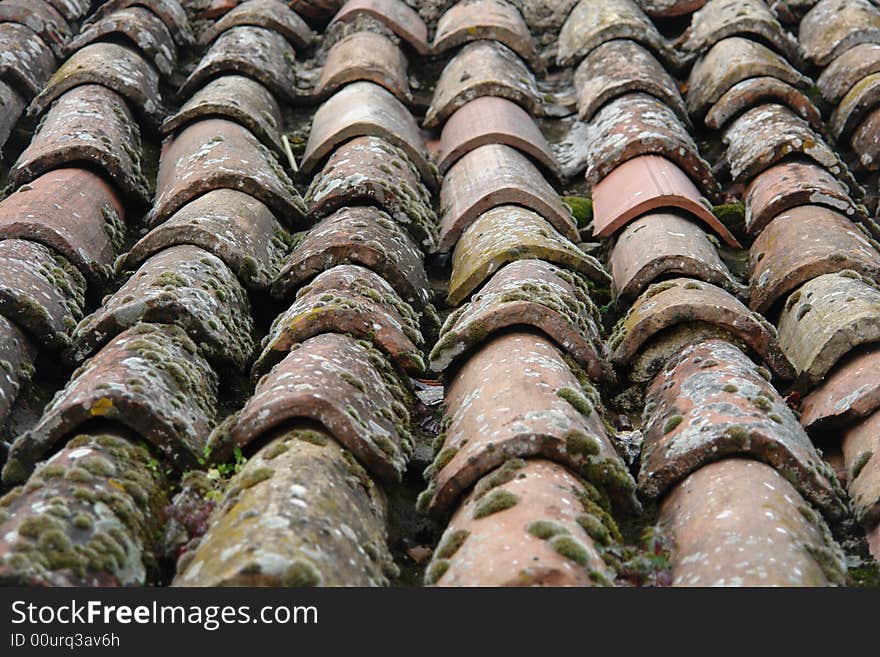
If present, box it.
[316,30,410,103]
[86,0,194,46]
[799,0,880,67]
[330,0,429,55]
[0,315,36,425]
[0,23,57,99]
[705,76,821,131]
[432,0,535,64]
[800,347,880,431]
[199,0,316,48]
[0,0,71,55]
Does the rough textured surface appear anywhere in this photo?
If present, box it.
[427,459,615,586]
[64,6,177,77]
[575,39,688,124]
[432,0,535,64]
[317,31,410,102]
[584,93,719,200]
[0,23,57,99]
[424,40,541,128]
[330,0,429,54]
[254,264,424,377]
[0,238,85,351]
[424,331,636,516]
[705,77,821,131]
[842,413,880,525]
[608,279,794,379]
[744,161,860,236]
[0,432,169,586]
[817,43,880,105]
[10,85,149,205]
[852,106,880,172]
[71,245,254,369]
[431,259,608,380]
[306,136,437,251]
[174,427,394,587]
[272,206,431,311]
[660,458,846,586]
[0,315,36,426]
[149,118,305,228]
[0,169,124,285]
[438,144,578,252]
[301,82,437,190]
[799,0,880,66]
[0,79,25,154]
[122,189,288,292]
[436,96,560,179]
[2,323,218,486]
[592,155,738,246]
[610,213,743,301]
[212,333,413,483]
[778,271,880,389]
[162,76,284,155]
[179,26,296,101]
[831,73,880,142]
[448,205,609,306]
[86,0,193,46]
[641,340,849,521]
[749,206,880,313]
[800,347,880,432]
[0,0,70,55]
[199,0,316,49]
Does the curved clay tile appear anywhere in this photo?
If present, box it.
[426,459,615,587]
[448,205,609,306]
[817,43,880,105]
[641,339,849,521]
[749,206,880,314]
[0,23,57,99]
[149,118,305,228]
[574,39,689,125]
[28,42,166,128]
[0,315,36,425]
[610,212,744,301]
[10,85,149,204]
[162,76,284,156]
[843,413,880,525]
[121,189,287,292]
[586,94,720,200]
[591,155,738,246]
[179,26,296,102]
[253,264,424,378]
[271,206,431,310]
[436,96,561,179]
[722,104,859,192]
[0,169,124,285]
[2,323,218,486]
[0,239,85,351]
[852,107,880,171]
[316,31,411,103]
[636,0,705,17]
[799,0,880,67]
[301,82,437,190]
[71,245,254,369]
[329,0,429,54]
[432,0,535,64]
[199,0,316,48]
[173,427,394,587]
[0,0,70,55]
[558,0,682,69]
[423,331,637,516]
[686,36,809,119]
[0,80,24,153]
[681,0,801,64]
[831,73,880,141]
[659,458,846,586]
[607,278,795,379]
[800,346,880,431]
[430,259,609,381]
[744,160,861,236]
[438,144,578,253]
[63,7,177,77]
[0,432,168,585]
[424,40,541,128]
[306,136,437,251]
[212,333,413,483]
[85,0,194,46]
[778,271,880,389]
[704,76,821,131]
[46,0,91,21]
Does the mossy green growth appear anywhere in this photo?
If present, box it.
[282,559,322,587]
[434,529,470,560]
[549,535,592,566]
[712,203,745,228]
[526,520,570,540]
[562,196,593,228]
[424,559,450,585]
[472,489,519,519]
[556,387,593,417]
[663,415,684,434]
[472,459,526,499]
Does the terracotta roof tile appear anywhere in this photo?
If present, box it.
[199,0,315,48]
[253,263,424,377]
[800,347,880,432]
[0,80,25,154]
[0,22,57,99]
[316,30,410,102]
[174,426,395,586]
[426,459,615,586]
[272,205,431,310]
[607,278,795,380]
[636,0,705,18]
[799,0,880,67]
[749,206,880,313]
[438,143,578,252]
[423,331,636,516]
[0,315,36,425]
[432,0,535,64]
[330,0,429,55]
[149,118,305,228]
[46,0,91,21]
[0,0,71,55]
[842,412,880,523]
[424,40,541,128]
[852,107,880,172]
[2,323,218,486]
[831,73,880,142]
[86,0,194,46]
[121,189,287,291]
[610,212,745,301]
[63,6,178,78]
[705,76,821,131]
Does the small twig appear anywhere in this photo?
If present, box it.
[282,134,298,173]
